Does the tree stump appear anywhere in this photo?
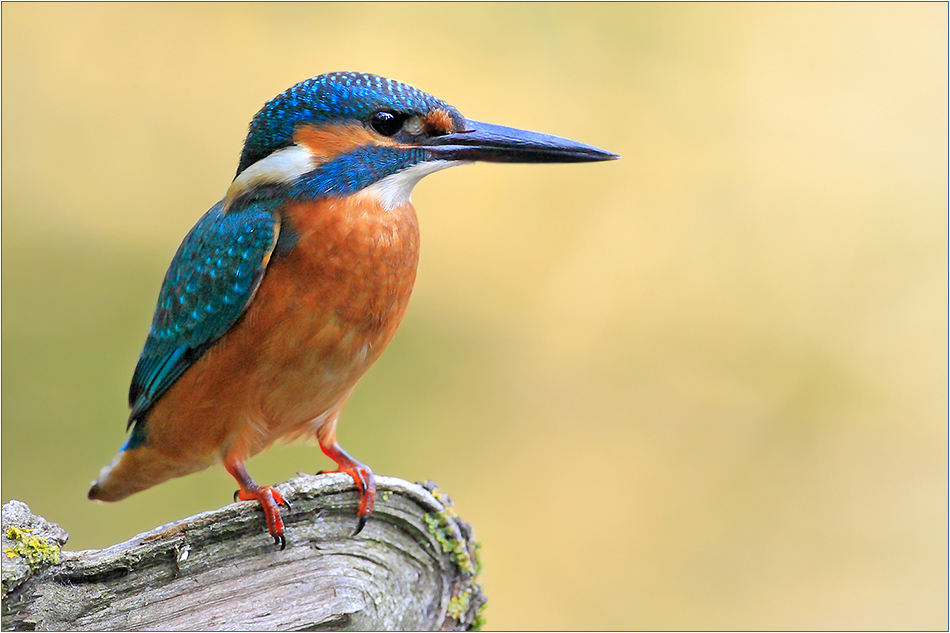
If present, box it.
[1,475,485,631]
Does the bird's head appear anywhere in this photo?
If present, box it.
[225,72,617,210]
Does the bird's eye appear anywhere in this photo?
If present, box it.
[369,110,405,136]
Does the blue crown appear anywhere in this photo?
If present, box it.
[236,72,460,176]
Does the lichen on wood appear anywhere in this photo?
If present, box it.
[1,475,486,631]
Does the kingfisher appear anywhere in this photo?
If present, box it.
[88,72,617,548]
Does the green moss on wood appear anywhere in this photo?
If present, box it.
[427,486,480,576]
[471,602,487,631]
[447,590,471,619]
[3,527,60,568]
[424,484,487,628]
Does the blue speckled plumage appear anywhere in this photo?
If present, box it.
[237,72,461,176]
[290,145,429,200]
[128,74,454,431]
[90,71,617,549]
[127,199,279,426]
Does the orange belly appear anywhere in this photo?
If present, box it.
[141,194,420,472]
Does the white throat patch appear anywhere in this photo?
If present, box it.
[358,160,465,210]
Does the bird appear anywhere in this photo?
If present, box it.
[88,72,618,549]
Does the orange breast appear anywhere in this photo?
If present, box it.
[143,195,420,464]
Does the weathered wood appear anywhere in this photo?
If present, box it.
[1,475,485,631]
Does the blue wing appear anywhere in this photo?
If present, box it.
[127,199,280,425]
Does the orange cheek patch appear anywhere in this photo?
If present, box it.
[424,109,456,134]
[294,123,393,161]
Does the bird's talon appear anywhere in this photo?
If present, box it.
[354,514,368,537]
[233,490,240,503]
[317,445,376,535]
[275,534,286,550]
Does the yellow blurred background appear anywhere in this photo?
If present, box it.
[2,3,946,629]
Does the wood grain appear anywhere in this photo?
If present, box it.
[2,475,485,631]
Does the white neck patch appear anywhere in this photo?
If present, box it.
[224,144,314,210]
[358,160,466,210]
[225,149,465,212]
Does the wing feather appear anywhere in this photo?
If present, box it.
[127,199,280,424]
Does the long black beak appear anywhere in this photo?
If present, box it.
[422,119,619,163]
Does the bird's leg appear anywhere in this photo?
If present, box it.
[225,459,290,550]
[316,420,375,535]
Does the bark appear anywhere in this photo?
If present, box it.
[1,475,485,631]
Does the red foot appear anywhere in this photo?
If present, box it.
[323,460,376,535]
[226,461,291,549]
[235,486,290,549]
[318,438,376,535]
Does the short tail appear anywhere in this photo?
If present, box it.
[88,443,210,502]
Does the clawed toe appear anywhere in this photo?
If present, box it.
[354,513,368,536]
[226,462,288,550]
